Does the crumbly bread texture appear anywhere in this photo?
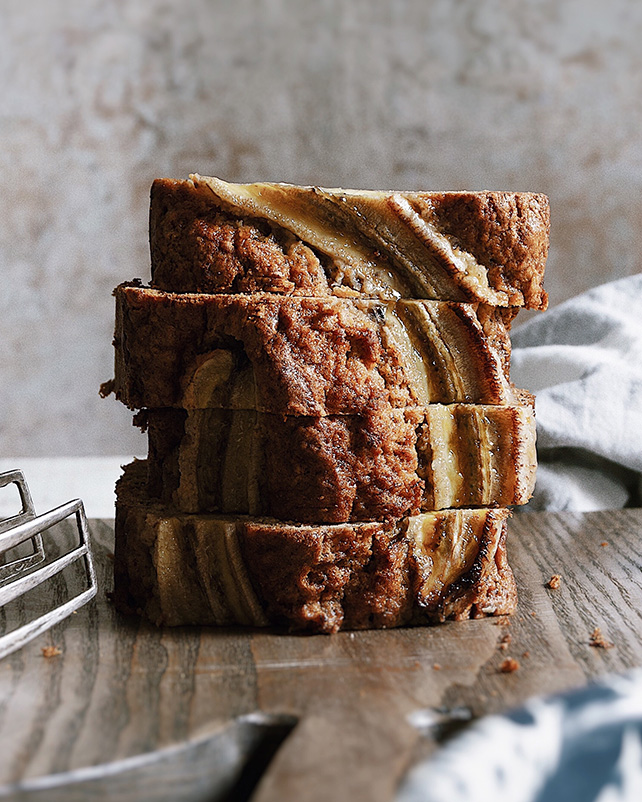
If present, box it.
[143,404,536,522]
[150,176,549,310]
[114,461,517,634]
[107,284,523,414]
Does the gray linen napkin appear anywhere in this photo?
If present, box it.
[511,274,642,511]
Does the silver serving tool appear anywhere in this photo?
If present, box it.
[0,469,97,659]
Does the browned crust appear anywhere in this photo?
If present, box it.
[108,284,518,414]
[149,178,548,309]
[146,408,424,523]
[409,192,550,310]
[150,179,332,297]
[238,519,377,633]
[112,284,408,415]
[113,459,170,624]
[114,461,517,634]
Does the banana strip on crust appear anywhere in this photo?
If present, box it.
[143,404,536,522]
[109,284,521,414]
[150,176,549,309]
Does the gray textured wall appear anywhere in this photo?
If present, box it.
[2,0,641,456]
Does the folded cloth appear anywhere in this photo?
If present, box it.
[398,669,642,802]
[511,274,642,511]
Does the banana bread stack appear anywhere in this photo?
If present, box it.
[104,175,549,633]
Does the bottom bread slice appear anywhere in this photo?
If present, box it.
[114,461,517,633]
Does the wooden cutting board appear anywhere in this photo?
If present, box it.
[1,509,642,801]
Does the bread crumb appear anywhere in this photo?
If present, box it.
[600,541,609,547]
[493,617,511,627]
[498,633,511,650]
[530,611,537,617]
[547,574,562,590]
[99,378,115,398]
[589,627,614,649]
[522,651,530,659]
[433,663,442,671]
[41,646,61,658]
[499,657,520,673]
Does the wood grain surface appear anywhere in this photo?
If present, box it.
[1,509,641,801]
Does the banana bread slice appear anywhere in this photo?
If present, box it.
[114,460,517,634]
[143,404,536,522]
[106,284,521,414]
[150,175,549,309]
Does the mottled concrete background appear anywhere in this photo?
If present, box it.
[2,0,641,456]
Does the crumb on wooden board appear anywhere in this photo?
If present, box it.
[499,657,520,673]
[589,627,614,649]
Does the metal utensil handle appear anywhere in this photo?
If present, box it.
[0,469,44,582]
[0,468,36,532]
[0,499,97,661]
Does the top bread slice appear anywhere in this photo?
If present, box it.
[149,175,549,309]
